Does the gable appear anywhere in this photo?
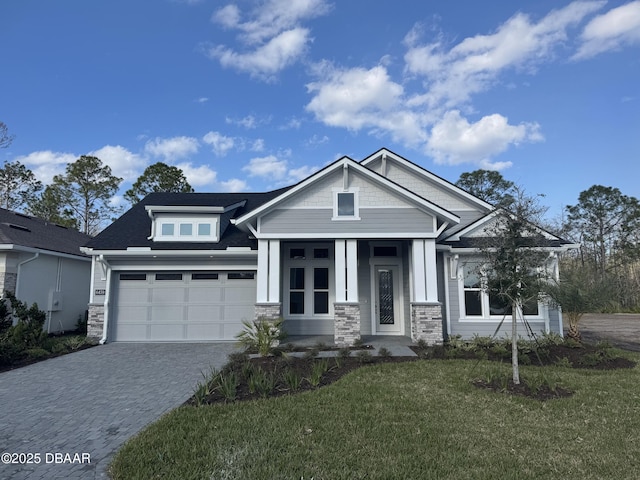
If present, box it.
[258,164,443,238]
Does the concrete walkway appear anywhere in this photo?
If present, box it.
[0,342,237,480]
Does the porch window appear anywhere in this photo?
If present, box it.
[284,243,333,317]
[289,268,305,314]
[463,264,483,316]
[332,189,360,220]
[313,268,329,314]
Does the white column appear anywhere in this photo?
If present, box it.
[256,240,269,303]
[412,239,426,302]
[346,239,358,302]
[268,240,280,303]
[424,239,438,302]
[335,240,346,302]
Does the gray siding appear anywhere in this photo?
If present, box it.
[548,306,563,336]
[261,208,434,235]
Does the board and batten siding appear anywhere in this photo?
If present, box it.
[260,207,434,235]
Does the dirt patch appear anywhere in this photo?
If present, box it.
[472,378,574,401]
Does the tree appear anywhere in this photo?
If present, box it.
[27,185,78,229]
[124,162,193,204]
[52,155,122,235]
[477,187,551,384]
[566,185,640,277]
[455,169,515,206]
[0,161,43,212]
[0,122,15,149]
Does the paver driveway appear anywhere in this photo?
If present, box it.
[0,342,237,480]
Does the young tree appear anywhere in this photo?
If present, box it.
[124,162,194,204]
[27,185,78,229]
[52,155,122,235]
[0,121,15,149]
[455,169,515,205]
[0,161,43,211]
[477,188,551,384]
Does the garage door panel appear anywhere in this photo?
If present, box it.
[113,271,256,341]
[188,287,223,303]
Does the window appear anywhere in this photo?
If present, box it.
[192,272,219,280]
[161,224,174,236]
[179,223,193,236]
[332,189,359,220]
[461,262,541,319]
[337,192,354,216]
[289,268,305,314]
[153,216,218,242]
[228,272,255,280]
[120,273,146,281]
[156,273,183,281]
[314,268,329,314]
[284,244,333,317]
[197,223,211,236]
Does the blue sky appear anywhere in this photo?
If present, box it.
[2,0,639,220]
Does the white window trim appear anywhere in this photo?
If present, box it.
[457,262,545,322]
[332,188,360,221]
[283,243,334,318]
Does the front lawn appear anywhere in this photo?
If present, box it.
[110,354,640,479]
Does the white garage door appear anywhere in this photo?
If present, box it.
[112,271,256,341]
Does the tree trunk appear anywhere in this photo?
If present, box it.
[512,305,520,385]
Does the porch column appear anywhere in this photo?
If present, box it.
[334,239,360,346]
[410,239,443,345]
[255,239,281,320]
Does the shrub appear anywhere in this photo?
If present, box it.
[25,347,50,360]
[215,371,238,402]
[355,350,373,364]
[64,336,87,351]
[0,297,12,334]
[236,317,286,357]
[307,359,329,387]
[4,292,47,349]
[281,368,302,391]
[377,347,392,358]
[337,347,351,359]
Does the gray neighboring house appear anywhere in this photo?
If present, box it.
[0,208,92,333]
[82,148,575,345]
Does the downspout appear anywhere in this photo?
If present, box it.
[95,255,112,345]
[15,252,40,299]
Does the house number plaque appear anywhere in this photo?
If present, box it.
[95,289,106,296]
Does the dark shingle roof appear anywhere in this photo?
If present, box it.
[85,188,291,251]
[0,209,92,257]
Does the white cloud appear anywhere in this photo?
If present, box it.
[242,155,288,180]
[13,150,77,184]
[225,114,272,129]
[427,110,543,169]
[574,1,640,59]
[145,136,199,162]
[175,162,218,187]
[218,178,248,192]
[208,0,331,79]
[196,97,209,103]
[251,139,265,152]
[89,145,146,182]
[404,1,606,108]
[202,131,235,156]
[288,164,319,181]
[208,28,311,80]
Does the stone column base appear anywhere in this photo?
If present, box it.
[411,302,443,345]
[254,303,282,321]
[0,272,17,295]
[334,302,361,346]
[88,303,105,341]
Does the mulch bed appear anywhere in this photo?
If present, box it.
[187,341,636,406]
[0,342,96,373]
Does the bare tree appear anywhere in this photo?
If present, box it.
[0,122,15,149]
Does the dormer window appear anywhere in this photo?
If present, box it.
[332,188,360,220]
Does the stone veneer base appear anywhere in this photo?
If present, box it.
[254,303,282,321]
[334,302,360,347]
[88,303,105,341]
[410,302,444,345]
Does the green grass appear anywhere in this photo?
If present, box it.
[110,354,640,480]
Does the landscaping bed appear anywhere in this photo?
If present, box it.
[188,335,636,406]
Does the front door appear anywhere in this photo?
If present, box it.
[374,265,401,334]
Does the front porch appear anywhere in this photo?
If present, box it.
[254,239,445,346]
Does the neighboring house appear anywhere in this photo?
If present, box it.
[0,208,92,333]
[82,148,575,345]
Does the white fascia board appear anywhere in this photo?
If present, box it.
[1,244,90,261]
[145,205,226,214]
[361,148,494,211]
[234,156,460,227]
[253,232,440,239]
[81,248,257,257]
